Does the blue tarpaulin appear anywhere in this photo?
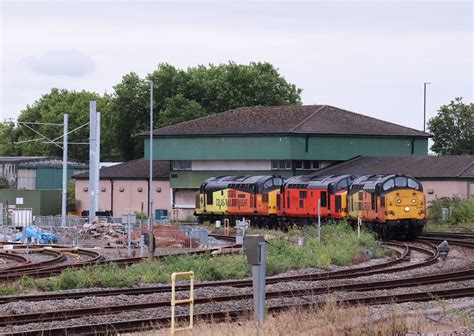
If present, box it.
[15,226,60,244]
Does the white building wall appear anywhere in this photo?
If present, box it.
[16,169,36,190]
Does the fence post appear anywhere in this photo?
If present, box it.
[317,199,321,243]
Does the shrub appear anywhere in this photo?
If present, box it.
[428,197,474,225]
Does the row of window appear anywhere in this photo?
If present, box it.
[271,160,321,170]
[173,160,321,171]
[171,160,192,171]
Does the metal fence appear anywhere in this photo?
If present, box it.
[0,214,208,249]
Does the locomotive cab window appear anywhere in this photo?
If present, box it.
[264,179,273,190]
[408,178,420,190]
[337,179,348,190]
[395,177,407,187]
[273,178,283,186]
[206,191,213,205]
[383,179,394,191]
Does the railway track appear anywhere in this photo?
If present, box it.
[1,235,472,335]
[1,267,472,327]
[0,241,243,283]
[0,240,422,303]
[419,232,474,249]
[3,284,473,335]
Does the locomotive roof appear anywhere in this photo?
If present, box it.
[285,174,352,188]
[350,174,420,191]
[202,175,276,189]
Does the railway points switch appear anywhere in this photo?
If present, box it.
[437,240,449,260]
[244,235,266,265]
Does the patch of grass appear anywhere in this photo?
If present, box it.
[425,221,474,233]
[448,308,474,326]
[8,222,390,291]
[0,285,19,295]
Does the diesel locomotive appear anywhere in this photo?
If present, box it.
[195,173,426,239]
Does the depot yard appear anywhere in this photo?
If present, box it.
[0,223,386,293]
[0,221,473,335]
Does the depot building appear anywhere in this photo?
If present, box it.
[143,104,429,219]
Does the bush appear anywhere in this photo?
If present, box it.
[428,197,474,225]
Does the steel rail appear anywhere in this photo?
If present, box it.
[0,242,419,304]
[0,249,66,274]
[4,286,473,336]
[1,267,472,327]
[0,244,241,283]
[0,253,29,265]
[419,236,474,249]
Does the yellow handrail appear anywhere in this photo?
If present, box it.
[171,271,194,335]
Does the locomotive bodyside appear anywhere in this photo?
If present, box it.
[279,174,354,224]
[195,175,284,226]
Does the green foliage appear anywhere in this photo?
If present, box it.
[66,180,78,212]
[428,98,474,155]
[0,122,18,156]
[0,285,19,295]
[113,62,302,160]
[1,62,302,161]
[3,89,115,162]
[0,176,11,189]
[10,224,388,291]
[428,197,474,225]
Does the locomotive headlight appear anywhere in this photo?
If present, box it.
[396,199,402,204]
[404,206,410,212]
[412,199,416,204]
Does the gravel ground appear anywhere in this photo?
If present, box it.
[0,244,472,333]
[1,280,473,334]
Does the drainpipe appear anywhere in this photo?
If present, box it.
[411,138,415,155]
[109,178,114,216]
[147,179,150,216]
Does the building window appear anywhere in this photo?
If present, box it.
[171,160,191,170]
[271,160,292,170]
[294,160,320,170]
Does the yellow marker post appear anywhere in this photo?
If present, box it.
[223,218,230,236]
[170,271,194,335]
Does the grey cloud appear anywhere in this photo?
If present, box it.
[22,50,95,77]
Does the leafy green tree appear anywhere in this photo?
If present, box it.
[0,122,18,156]
[0,176,11,189]
[428,98,474,155]
[66,180,78,212]
[108,73,150,161]
[112,62,302,159]
[7,89,114,162]
[160,94,208,127]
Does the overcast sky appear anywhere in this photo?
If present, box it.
[1,0,472,132]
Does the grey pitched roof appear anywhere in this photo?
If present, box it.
[0,156,55,164]
[73,159,170,180]
[315,155,474,179]
[146,105,429,138]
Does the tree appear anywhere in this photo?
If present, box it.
[160,94,208,127]
[0,176,10,189]
[0,122,18,156]
[6,89,115,162]
[112,62,302,160]
[428,98,474,155]
[66,180,78,212]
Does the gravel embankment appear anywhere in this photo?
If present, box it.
[1,280,473,334]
